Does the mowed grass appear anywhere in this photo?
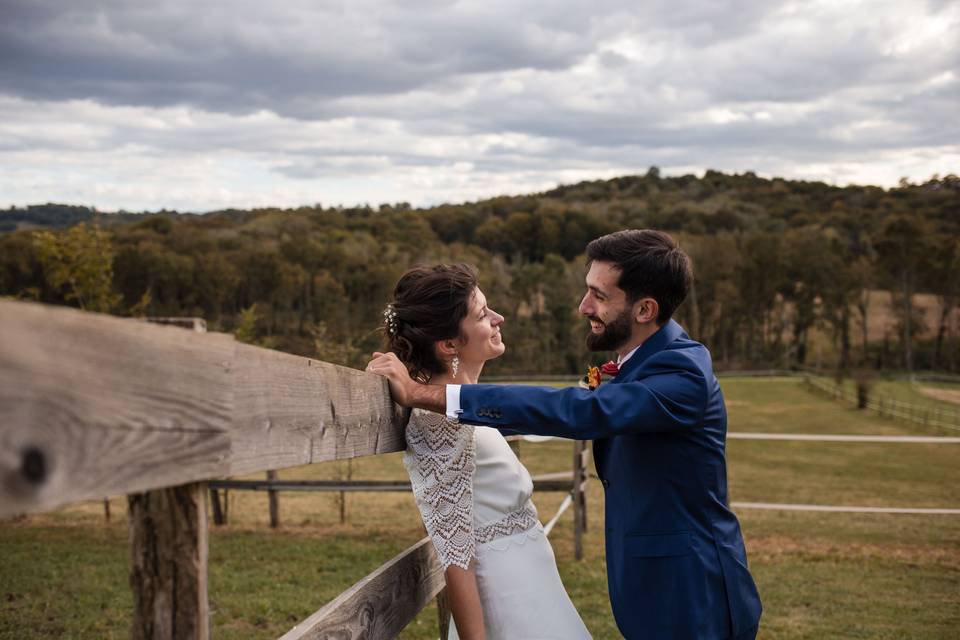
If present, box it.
[833,376,960,420]
[1,378,958,639]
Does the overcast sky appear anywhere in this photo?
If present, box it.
[1,0,957,212]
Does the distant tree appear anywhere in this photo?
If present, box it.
[32,223,120,313]
[875,213,935,373]
[927,236,960,370]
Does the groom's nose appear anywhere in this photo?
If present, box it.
[578,293,592,316]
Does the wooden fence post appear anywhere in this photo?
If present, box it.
[572,440,587,561]
[128,316,211,639]
[210,489,225,526]
[267,470,280,528]
[128,483,209,640]
[436,586,452,640]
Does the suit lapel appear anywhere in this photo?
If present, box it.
[591,320,684,479]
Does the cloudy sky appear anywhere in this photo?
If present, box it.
[1,0,958,212]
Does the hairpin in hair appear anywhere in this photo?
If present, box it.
[383,304,399,335]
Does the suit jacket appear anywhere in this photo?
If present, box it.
[459,320,762,639]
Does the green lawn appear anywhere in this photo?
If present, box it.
[2,377,958,639]
[834,376,960,418]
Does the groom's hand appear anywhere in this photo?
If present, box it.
[365,352,416,406]
[365,351,447,414]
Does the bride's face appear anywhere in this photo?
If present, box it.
[457,287,505,365]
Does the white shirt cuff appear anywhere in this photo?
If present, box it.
[446,384,462,420]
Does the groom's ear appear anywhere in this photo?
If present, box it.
[634,297,659,325]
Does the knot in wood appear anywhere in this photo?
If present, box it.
[20,447,47,485]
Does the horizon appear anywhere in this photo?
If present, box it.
[5,167,950,216]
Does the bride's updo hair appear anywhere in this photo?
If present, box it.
[383,263,478,382]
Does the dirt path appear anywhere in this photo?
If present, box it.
[918,386,960,405]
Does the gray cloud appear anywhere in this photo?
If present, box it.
[0,0,600,116]
[0,0,957,211]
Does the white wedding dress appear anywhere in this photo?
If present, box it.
[404,408,591,640]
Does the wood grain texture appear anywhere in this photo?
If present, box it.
[280,536,445,640]
[436,586,451,640]
[0,300,408,517]
[227,342,408,477]
[129,483,209,640]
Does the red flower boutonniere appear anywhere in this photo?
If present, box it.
[600,361,620,377]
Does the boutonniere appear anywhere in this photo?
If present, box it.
[580,360,620,390]
[581,365,603,390]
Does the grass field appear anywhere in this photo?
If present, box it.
[835,376,960,415]
[2,377,959,639]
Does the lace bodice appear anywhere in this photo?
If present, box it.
[404,409,538,570]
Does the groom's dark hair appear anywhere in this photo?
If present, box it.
[586,229,692,324]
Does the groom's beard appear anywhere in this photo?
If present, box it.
[585,308,632,352]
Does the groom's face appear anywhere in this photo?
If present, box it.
[579,261,634,352]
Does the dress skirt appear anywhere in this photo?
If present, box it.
[450,524,592,640]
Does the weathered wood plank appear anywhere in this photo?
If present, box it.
[227,342,407,477]
[0,300,234,516]
[0,299,408,517]
[129,483,209,640]
[280,536,445,640]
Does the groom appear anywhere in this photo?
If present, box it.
[368,229,761,639]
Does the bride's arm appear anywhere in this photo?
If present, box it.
[444,562,486,639]
[403,410,484,637]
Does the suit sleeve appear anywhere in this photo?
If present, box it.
[459,351,708,439]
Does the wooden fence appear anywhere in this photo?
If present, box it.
[207,443,590,553]
[804,375,960,432]
[0,299,591,639]
[0,301,418,637]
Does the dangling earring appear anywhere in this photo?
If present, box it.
[451,355,460,378]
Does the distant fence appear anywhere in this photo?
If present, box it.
[804,375,960,432]
[208,438,592,558]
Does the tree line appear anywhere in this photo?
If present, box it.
[2,169,958,375]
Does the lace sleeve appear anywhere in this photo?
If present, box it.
[403,409,476,571]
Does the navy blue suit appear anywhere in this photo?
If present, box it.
[459,320,761,639]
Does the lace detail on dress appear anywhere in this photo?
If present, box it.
[476,501,539,544]
[404,409,476,571]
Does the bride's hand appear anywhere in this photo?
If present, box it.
[366,351,414,406]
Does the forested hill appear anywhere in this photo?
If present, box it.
[5,170,960,237]
[2,169,958,374]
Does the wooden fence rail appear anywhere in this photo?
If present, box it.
[1,300,591,639]
[0,299,444,639]
[804,375,960,432]
[0,299,408,517]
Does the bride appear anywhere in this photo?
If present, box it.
[374,263,590,640]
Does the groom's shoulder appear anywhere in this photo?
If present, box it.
[647,331,713,375]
